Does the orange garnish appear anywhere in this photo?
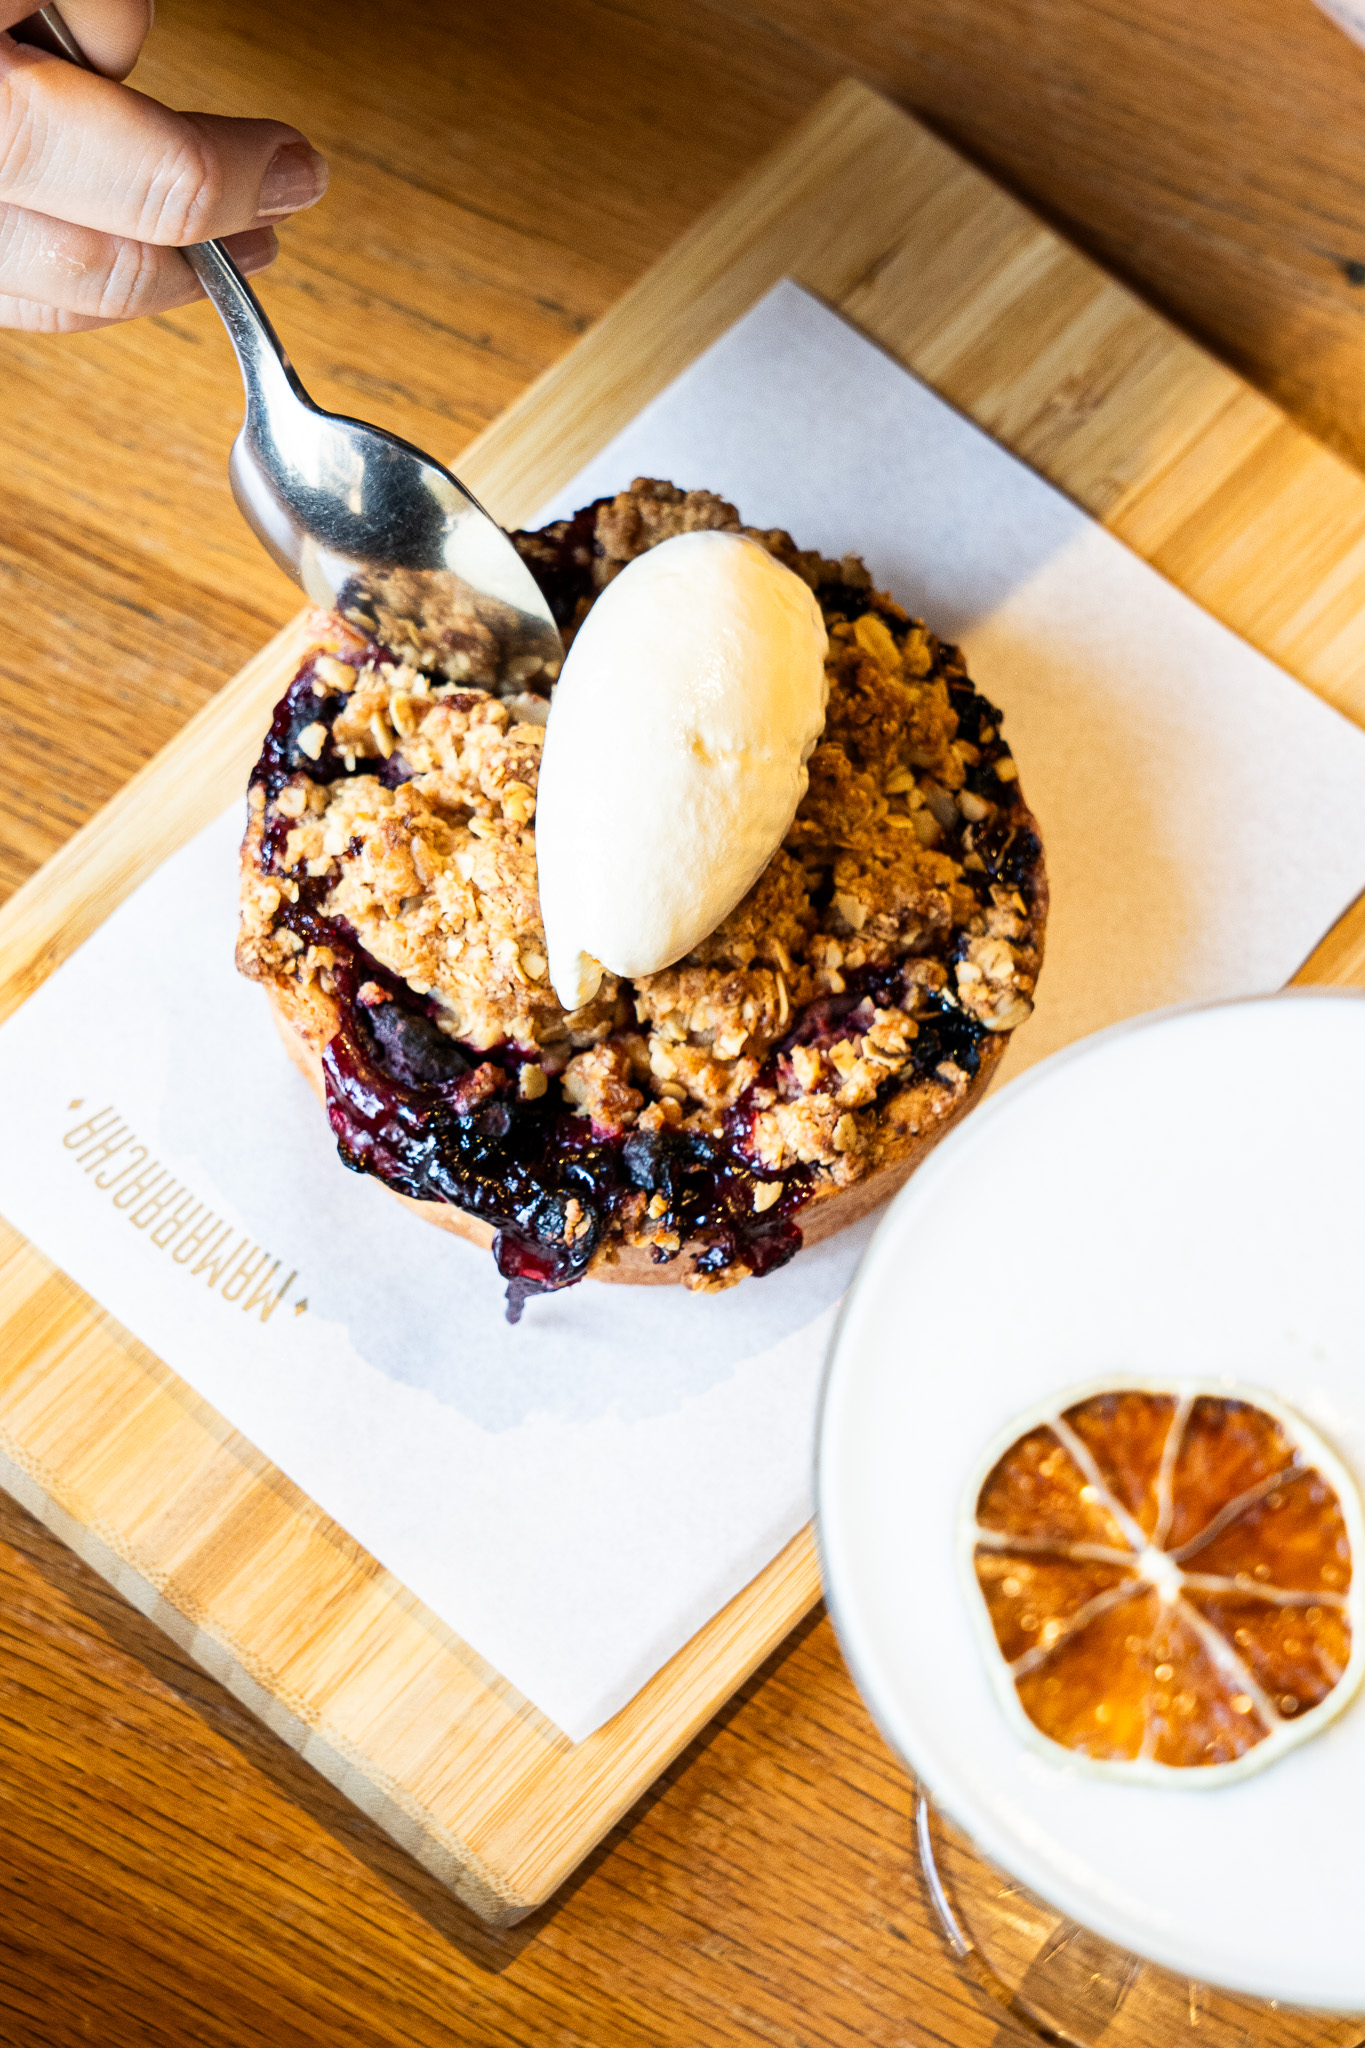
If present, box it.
[963,1385,1365,1782]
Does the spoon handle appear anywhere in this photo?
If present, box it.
[13,1,83,60]
[17,5,305,415]
[179,240,307,416]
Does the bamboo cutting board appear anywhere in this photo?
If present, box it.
[4,78,1365,1928]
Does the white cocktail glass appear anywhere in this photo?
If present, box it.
[817,994,1365,2039]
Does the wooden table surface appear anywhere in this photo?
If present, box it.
[3,2,1364,2041]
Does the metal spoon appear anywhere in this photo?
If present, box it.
[16,5,565,688]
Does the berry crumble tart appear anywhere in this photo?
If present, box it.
[237,478,1047,1318]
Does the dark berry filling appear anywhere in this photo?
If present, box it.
[252,533,1034,1320]
[257,850,825,1321]
[510,499,610,637]
[256,657,352,796]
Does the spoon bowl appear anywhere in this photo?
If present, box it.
[196,237,564,685]
[22,5,564,687]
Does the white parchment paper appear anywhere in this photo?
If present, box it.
[3,280,1365,1741]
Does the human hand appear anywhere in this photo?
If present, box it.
[0,0,327,330]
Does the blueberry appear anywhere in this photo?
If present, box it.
[367,1004,470,1087]
[623,1130,665,1189]
[909,992,984,1079]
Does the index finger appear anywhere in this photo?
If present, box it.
[5,0,154,80]
[0,38,327,241]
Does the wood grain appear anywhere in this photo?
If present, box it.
[3,0,1365,2040]
[12,76,1365,1933]
[7,0,1365,904]
[0,1234,823,1924]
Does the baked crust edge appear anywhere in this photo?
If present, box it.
[265,980,1016,1286]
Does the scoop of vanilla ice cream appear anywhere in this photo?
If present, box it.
[535,529,829,1012]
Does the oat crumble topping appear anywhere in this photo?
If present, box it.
[237,479,1046,1313]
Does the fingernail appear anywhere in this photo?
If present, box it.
[255,140,328,221]
[228,227,278,274]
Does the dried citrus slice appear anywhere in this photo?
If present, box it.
[960,1382,1365,1783]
